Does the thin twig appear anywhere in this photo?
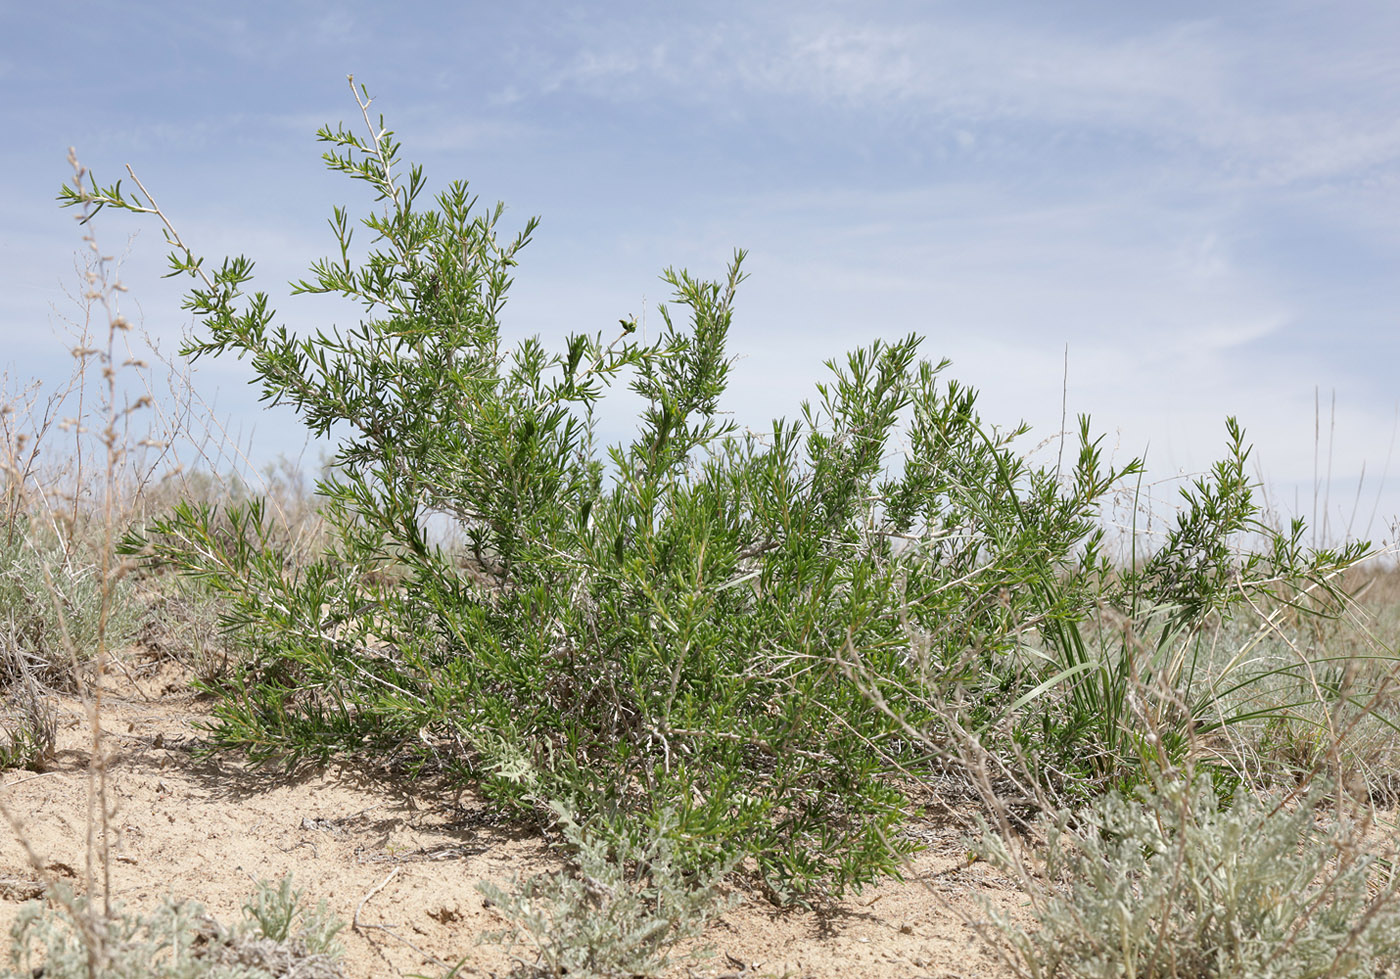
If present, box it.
[2,770,68,789]
[353,867,401,928]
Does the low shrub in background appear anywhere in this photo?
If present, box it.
[0,522,141,688]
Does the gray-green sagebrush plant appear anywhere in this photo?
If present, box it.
[61,76,1355,898]
[976,775,1400,979]
[6,876,344,979]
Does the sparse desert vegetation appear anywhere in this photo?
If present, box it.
[2,78,1399,978]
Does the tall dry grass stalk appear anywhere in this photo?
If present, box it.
[0,149,192,977]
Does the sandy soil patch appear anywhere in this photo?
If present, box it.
[0,664,1023,978]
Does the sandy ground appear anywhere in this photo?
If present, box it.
[0,662,1025,978]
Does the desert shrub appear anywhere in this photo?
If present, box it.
[4,876,344,979]
[71,78,1367,900]
[82,89,1127,896]
[977,775,1400,979]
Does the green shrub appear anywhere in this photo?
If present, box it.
[76,79,1121,897]
[977,776,1400,979]
[71,77,1368,901]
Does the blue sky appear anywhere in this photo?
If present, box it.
[4,1,1399,548]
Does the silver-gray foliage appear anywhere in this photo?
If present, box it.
[5,877,344,979]
[478,798,737,979]
[978,778,1400,979]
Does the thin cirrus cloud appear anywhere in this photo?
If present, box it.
[521,8,1400,194]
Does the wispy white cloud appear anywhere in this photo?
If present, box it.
[746,18,1221,119]
[520,7,1400,190]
